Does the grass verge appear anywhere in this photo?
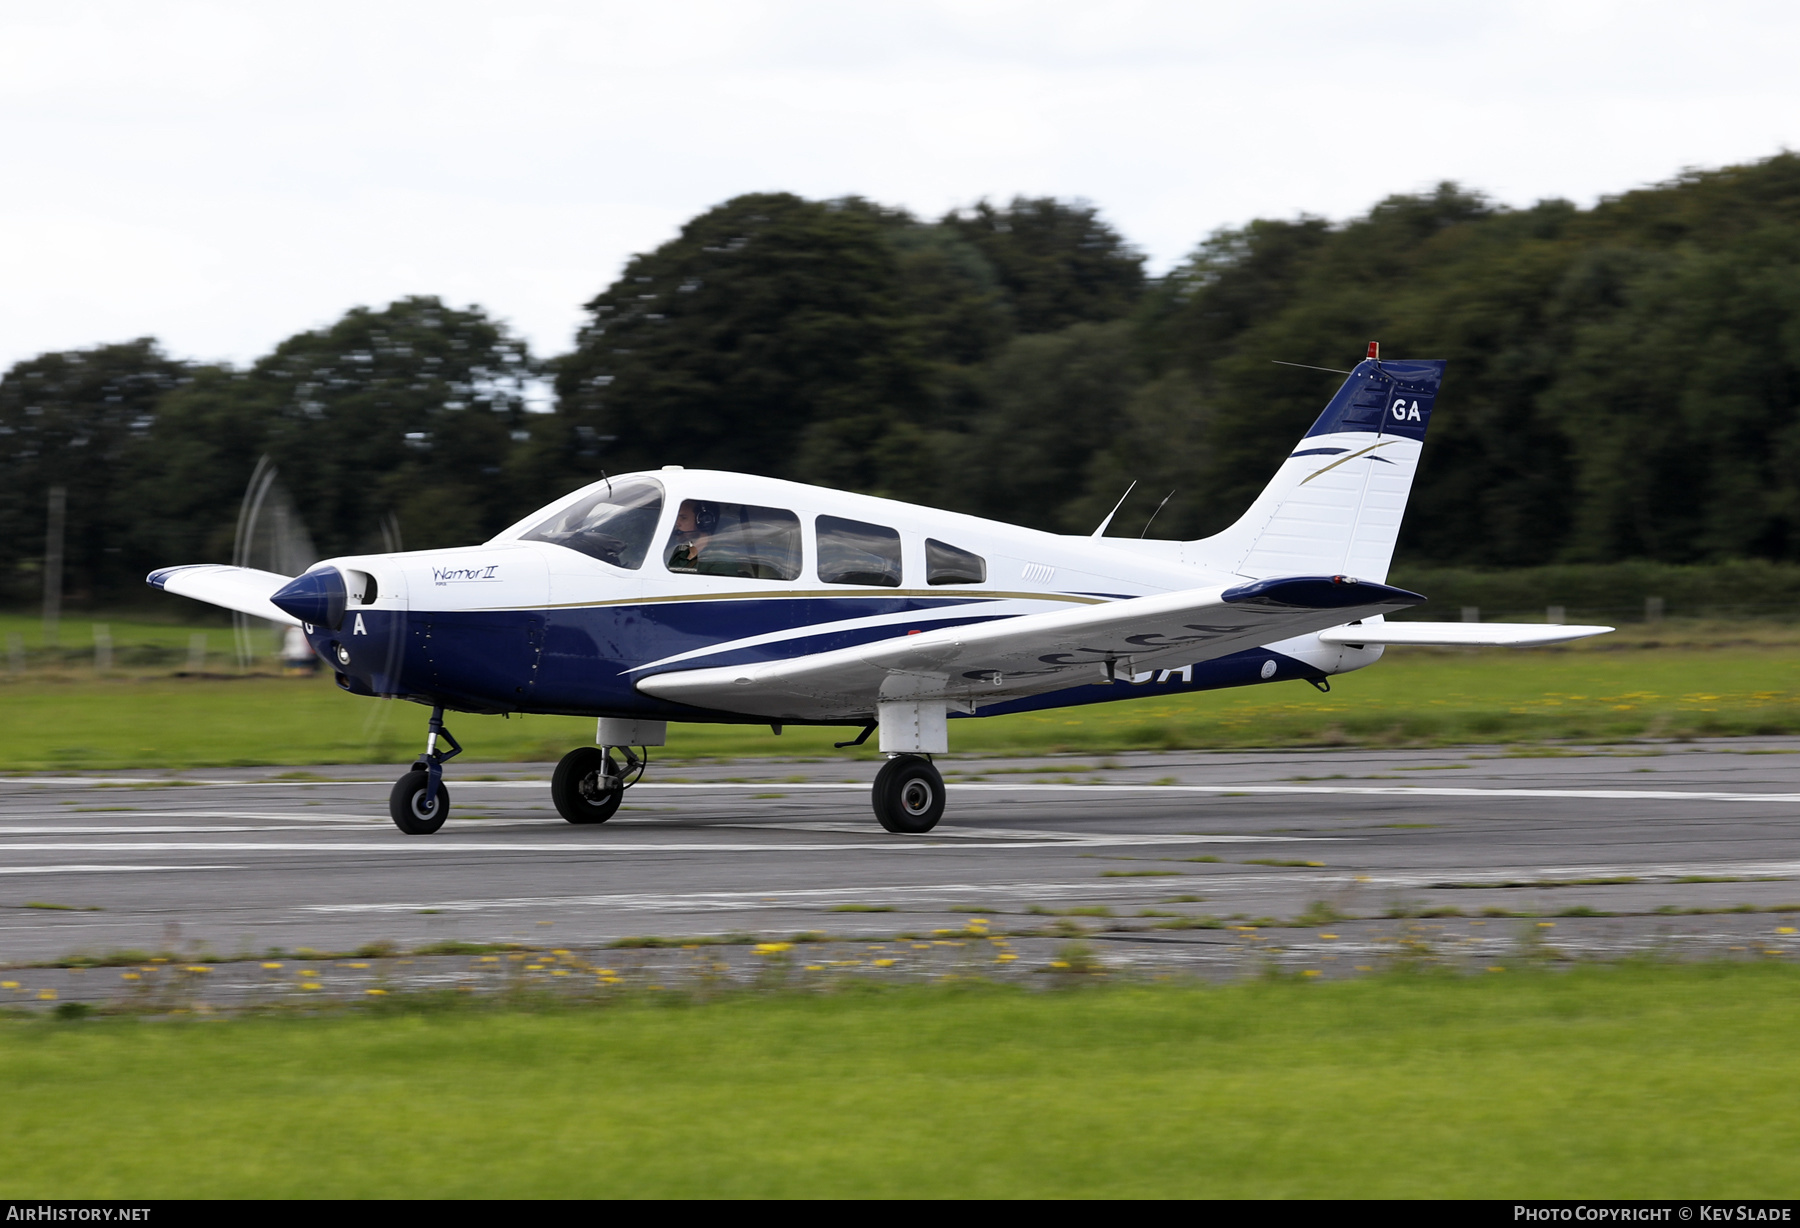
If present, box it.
[4,963,1799,1197]
[1,639,1799,767]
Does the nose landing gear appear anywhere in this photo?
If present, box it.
[389,705,461,835]
[551,744,646,824]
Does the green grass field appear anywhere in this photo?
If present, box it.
[0,627,1795,768]
[5,965,1799,1198]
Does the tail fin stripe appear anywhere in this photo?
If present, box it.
[1299,439,1398,485]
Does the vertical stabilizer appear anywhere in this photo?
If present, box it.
[1183,356,1446,582]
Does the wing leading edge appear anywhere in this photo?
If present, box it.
[146,565,303,627]
[635,575,1424,722]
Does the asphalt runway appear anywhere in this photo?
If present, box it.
[3,740,1800,1002]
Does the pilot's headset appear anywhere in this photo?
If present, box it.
[691,501,721,535]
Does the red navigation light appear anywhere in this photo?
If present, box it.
[1367,341,1380,360]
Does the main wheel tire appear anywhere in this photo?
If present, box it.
[552,746,624,824]
[389,769,450,834]
[872,755,945,834]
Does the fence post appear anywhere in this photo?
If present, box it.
[188,632,207,673]
[1645,596,1664,623]
[1546,606,1565,625]
[42,485,65,649]
[1460,606,1480,623]
[93,623,112,673]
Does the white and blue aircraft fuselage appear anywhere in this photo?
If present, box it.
[149,351,1610,834]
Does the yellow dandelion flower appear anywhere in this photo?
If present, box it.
[346,963,369,969]
[1778,927,1797,935]
[1319,933,1339,940]
[873,959,896,967]
[1537,922,1555,928]
[185,966,212,973]
[551,969,570,977]
[298,969,320,977]
[1,981,19,990]
[1355,965,1373,972]
[804,965,824,972]
[1488,966,1506,973]
[1302,970,1321,977]
[365,988,386,996]
[121,973,139,981]
[996,954,1017,963]
[262,962,283,969]
[37,989,56,1000]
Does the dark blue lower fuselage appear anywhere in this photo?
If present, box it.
[311,597,1326,723]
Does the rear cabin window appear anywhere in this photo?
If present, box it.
[925,538,985,585]
[816,516,902,587]
[521,478,664,569]
[664,500,802,581]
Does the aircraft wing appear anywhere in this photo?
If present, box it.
[146,564,303,627]
[636,575,1423,722]
[1317,620,1613,647]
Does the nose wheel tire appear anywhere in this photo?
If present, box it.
[873,755,945,834]
[389,767,450,834]
[552,746,625,824]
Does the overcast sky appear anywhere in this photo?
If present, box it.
[3,0,1797,372]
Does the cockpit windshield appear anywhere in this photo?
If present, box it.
[521,478,665,569]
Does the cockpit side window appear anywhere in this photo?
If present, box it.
[816,516,902,587]
[925,539,985,585]
[521,478,664,569]
[665,500,802,581]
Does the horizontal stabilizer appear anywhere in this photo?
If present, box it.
[146,564,303,627]
[638,574,1424,722]
[1317,621,1613,648]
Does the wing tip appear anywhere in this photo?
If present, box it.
[146,564,209,591]
[1223,574,1425,610]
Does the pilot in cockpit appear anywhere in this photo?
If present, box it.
[664,500,719,572]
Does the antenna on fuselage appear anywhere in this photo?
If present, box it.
[1270,359,1354,375]
[1139,490,1176,538]
[1089,481,1137,538]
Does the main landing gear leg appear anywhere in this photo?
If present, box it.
[389,705,462,835]
[551,744,645,824]
[872,754,945,834]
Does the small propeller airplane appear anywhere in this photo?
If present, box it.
[148,345,1610,835]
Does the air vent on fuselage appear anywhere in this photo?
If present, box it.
[344,570,379,605]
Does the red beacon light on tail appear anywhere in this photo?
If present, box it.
[1367,341,1380,360]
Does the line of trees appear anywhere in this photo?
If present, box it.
[8,152,1800,605]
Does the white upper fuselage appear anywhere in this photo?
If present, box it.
[318,464,1386,685]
